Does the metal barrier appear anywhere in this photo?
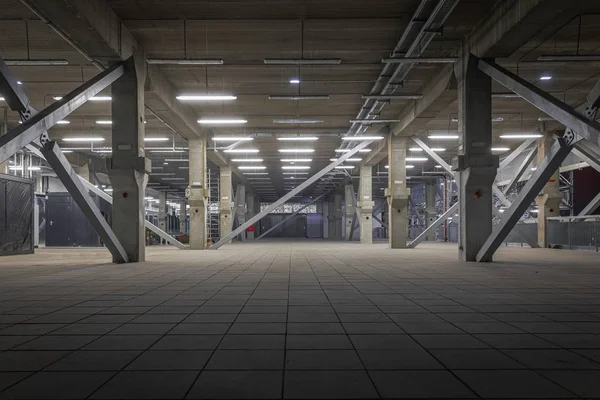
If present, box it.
[548,216,600,251]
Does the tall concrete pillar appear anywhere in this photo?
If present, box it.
[1,108,8,174]
[344,184,355,240]
[107,53,149,262]
[219,166,233,241]
[246,190,255,240]
[425,180,437,241]
[78,162,90,182]
[535,130,561,247]
[179,200,187,234]
[388,135,409,248]
[235,184,246,242]
[454,54,498,261]
[334,193,343,239]
[188,138,207,249]
[158,191,167,232]
[358,165,374,244]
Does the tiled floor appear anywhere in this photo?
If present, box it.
[0,240,599,399]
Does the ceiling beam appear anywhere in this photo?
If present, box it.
[20,0,231,170]
[389,0,589,138]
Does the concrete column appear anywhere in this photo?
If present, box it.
[219,166,233,241]
[425,180,437,241]
[158,191,167,232]
[107,53,150,262]
[77,162,90,182]
[188,138,207,250]
[358,165,374,244]
[246,190,255,240]
[344,184,355,240]
[388,135,409,248]
[235,184,246,241]
[535,130,561,247]
[454,54,498,261]
[334,193,343,239]
[1,108,8,174]
[179,200,187,234]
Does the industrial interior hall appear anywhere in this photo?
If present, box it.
[0,0,600,399]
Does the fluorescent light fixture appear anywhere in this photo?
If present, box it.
[95,120,112,125]
[5,59,68,66]
[231,158,263,162]
[161,177,186,181]
[63,137,105,142]
[362,94,423,100]
[342,136,384,141]
[530,209,539,213]
[17,81,22,85]
[0,97,4,101]
[9,166,41,171]
[330,158,362,162]
[242,172,268,175]
[144,137,170,142]
[531,167,538,171]
[278,149,315,153]
[93,149,113,153]
[406,157,428,162]
[334,166,355,169]
[350,119,401,124]
[491,147,510,152]
[269,95,330,100]
[435,165,443,168]
[147,59,224,65]
[492,117,505,122]
[499,134,543,139]
[264,58,341,65]
[382,57,459,64]
[283,172,309,175]
[273,119,323,124]
[282,166,310,170]
[61,150,73,153]
[177,95,237,101]
[104,188,113,192]
[212,137,254,141]
[409,147,445,152]
[56,120,70,124]
[289,79,300,84]
[52,96,62,100]
[238,166,267,170]
[540,76,552,80]
[150,150,187,153]
[428,135,459,140]
[277,137,319,141]
[224,149,259,153]
[492,93,521,98]
[164,159,189,162]
[150,173,176,176]
[538,116,554,122]
[90,96,112,101]
[384,165,415,169]
[280,159,312,162]
[198,119,247,124]
[335,148,371,153]
[179,166,189,170]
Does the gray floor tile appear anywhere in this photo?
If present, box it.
[541,370,600,398]
[151,335,223,350]
[430,349,525,369]
[0,372,29,392]
[358,349,443,370]
[90,371,198,399]
[370,370,477,399]
[83,335,162,350]
[168,323,231,335]
[45,350,141,371]
[0,351,69,371]
[0,371,112,399]
[206,350,284,370]
[284,370,378,399]
[287,323,345,334]
[218,334,285,350]
[126,350,211,370]
[286,334,353,349]
[15,335,99,350]
[228,322,286,334]
[187,370,283,399]
[349,334,421,349]
[503,349,600,369]
[285,350,363,370]
[455,370,576,398]
[413,334,490,349]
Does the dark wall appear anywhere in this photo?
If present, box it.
[0,174,34,256]
[45,192,112,247]
[573,167,600,215]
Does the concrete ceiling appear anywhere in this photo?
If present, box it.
[1,0,600,200]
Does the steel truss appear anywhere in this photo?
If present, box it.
[475,57,600,261]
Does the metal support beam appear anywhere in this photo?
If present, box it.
[503,147,538,194]
[409,202,459,248]
[210,139,374,249]
[499,138,537,171]
[579,191,600,217]
[42,142,129,262]
[477,139,573,261]
[257,195,325,240]
[478,58,600,147]
[0,60,124,165]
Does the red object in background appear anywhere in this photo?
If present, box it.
[246,225,255,232]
